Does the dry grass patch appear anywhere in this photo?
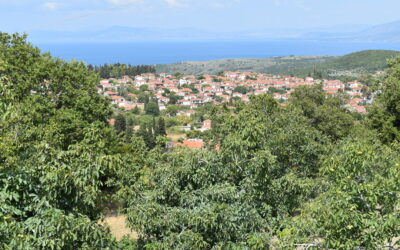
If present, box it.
[101,215,138,241]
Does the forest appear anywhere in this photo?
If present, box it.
[1,33,399,249]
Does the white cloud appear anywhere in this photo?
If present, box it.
[164,0,186,7]
[107,0,143,6]
[42,2,59,10]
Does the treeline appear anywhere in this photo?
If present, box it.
[114,113,166,148]
[1,33,400,249]
[89,63,156,78]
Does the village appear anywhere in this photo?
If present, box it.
[99,71,369,148]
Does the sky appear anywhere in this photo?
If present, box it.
[1,0,400,34]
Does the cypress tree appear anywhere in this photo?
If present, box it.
[153,117,159,137]
[147,124,155,148]
[158,117,167,136]
[114,114,126,135]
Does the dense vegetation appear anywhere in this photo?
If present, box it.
[1,33,400,249]
[155,56,334,75]
[90,63,156,79]
[288,50,400,79]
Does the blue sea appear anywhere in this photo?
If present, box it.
[37,40,400,65]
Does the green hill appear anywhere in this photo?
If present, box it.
[155,56,335,75]
[286,50,400,78]
[155,50,400,78]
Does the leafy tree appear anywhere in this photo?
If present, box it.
[290,84,354,140]
[165,104,179,116]
[120,95,328,248]
[0,32,121,247]
[280,139,400,249]
[367,57,400,143]
[167,92,181,105]
[139,84,149,92]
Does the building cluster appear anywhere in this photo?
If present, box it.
[98,71,368,115]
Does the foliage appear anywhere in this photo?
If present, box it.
[0,32,122,247]
[290,84,355,140]
[280,139,400,249]
[287,50,400,78]
[114,113,127,135]
[367,57,400,143]
[233,85,250,94]
[90,63,155,79]
[144,100,160,116]
[120,95,328,248]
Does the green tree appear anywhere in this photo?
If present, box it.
[145,100,160,116]
[290,84,354,140]
[120,95,328,248]
[158,117,167,136]
[139,84,149,92]
[114,113,127,135]
[233,85,249,94]
[367,57,400,143]
[131,106,140,114]
[0,32,121,247]
[280,139,400,249]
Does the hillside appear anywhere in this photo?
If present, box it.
[155,50,400,77]
[287,50,400,78]
[155,56,335,75]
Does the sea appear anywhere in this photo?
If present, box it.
[36,40,400,66]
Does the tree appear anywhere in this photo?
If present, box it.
[125,126,133,143]
[165,105,179,116]
[132,106,140,114]
[139,84,149,92]
[367,57,400,143]
[233,85,249,94]
[145,100,160,116]
[114,113,127,134]
[152,117,159,137]
[0,32,121,247]
[158,117,167,136]
[136,123,154,149]
[290,84,354,140]
[280,139,400,249]
[173,72,183,79]
[119,95,328,248]
[167,92,181,105]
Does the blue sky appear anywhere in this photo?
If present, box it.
[1,0,400,33]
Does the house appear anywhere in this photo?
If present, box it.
[350,105,366,114]
[110,96,125,105]
[183,139,205,149]
[200,120,212,132]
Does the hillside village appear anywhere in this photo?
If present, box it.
[99,71,369,148]
[99,71,368,113]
